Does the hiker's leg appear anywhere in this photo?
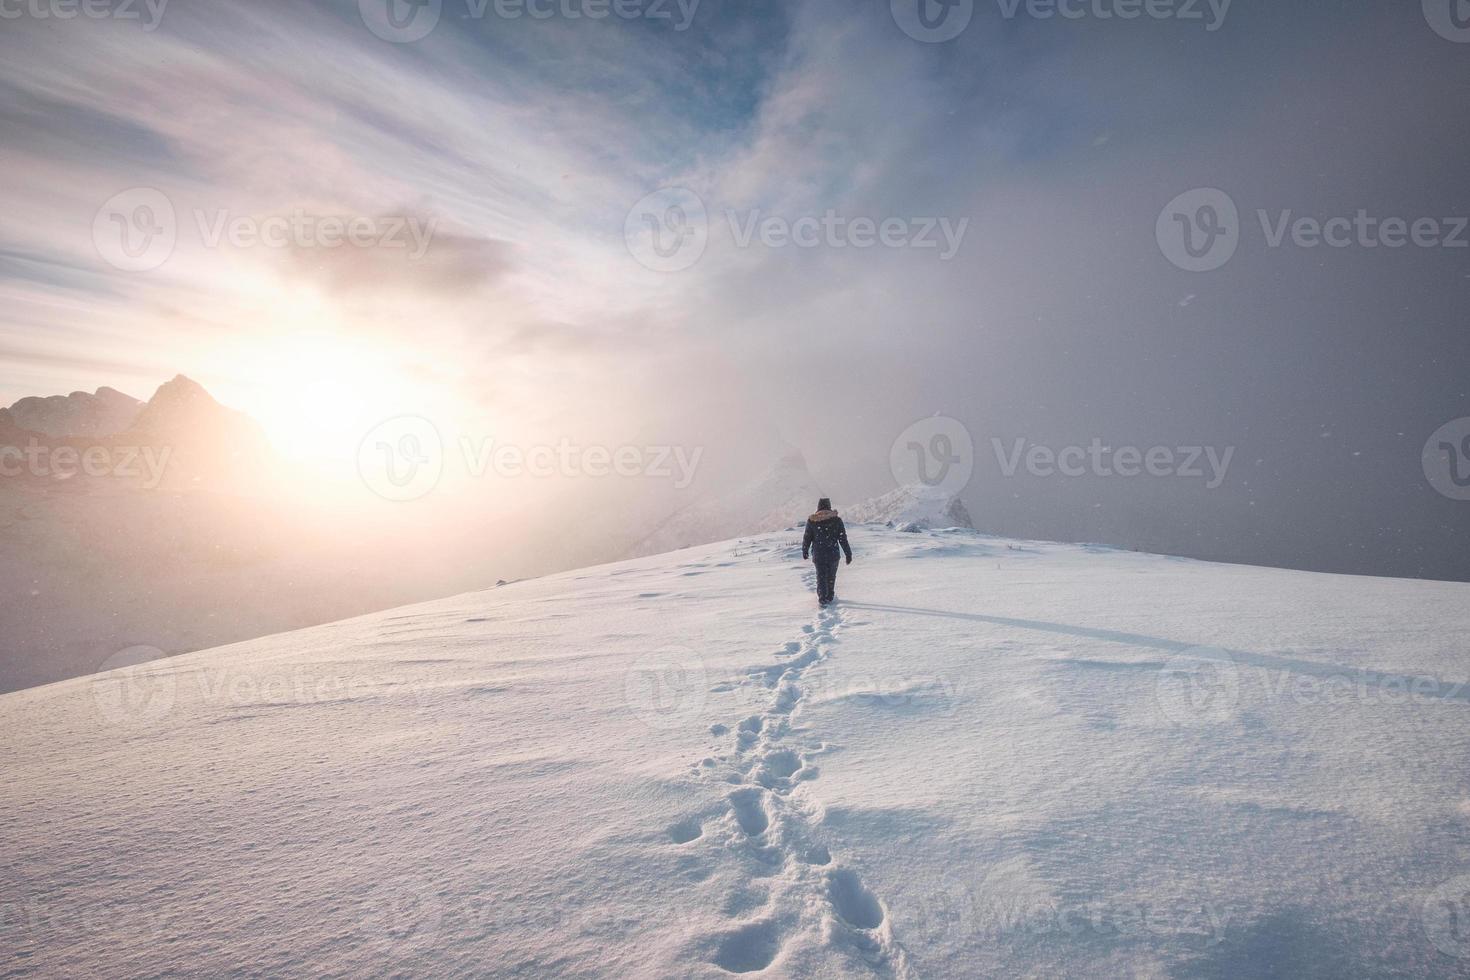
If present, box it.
[815,555,835,603]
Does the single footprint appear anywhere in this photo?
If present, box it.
[760,748,802,780]
[712,919,780,974]
[728,788,770,837]
[668,818,703,844]
[773,683,800,714]
[720,885,769,918]
[828,869,884,930]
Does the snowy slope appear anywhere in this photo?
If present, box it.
[3,528,1470,977]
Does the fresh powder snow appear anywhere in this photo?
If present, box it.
[3,525,1468,976]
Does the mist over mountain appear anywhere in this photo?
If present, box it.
[632,451,822,557]
[0,382,880,693]
[1,375,273,494]
[0,378,430,692]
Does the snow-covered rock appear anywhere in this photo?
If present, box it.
[3,526,1467,976]
[845,484,974,530]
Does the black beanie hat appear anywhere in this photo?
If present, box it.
[817,497,832,511]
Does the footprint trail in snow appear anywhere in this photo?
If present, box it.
[667,569,913,977]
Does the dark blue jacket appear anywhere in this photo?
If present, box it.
[803,510,852,561]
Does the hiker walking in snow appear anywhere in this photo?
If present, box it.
[802,497,852,606]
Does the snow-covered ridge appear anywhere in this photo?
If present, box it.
[844,484,974,530]
[3,525,1467,976]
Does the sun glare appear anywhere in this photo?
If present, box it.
[245,331,441,463]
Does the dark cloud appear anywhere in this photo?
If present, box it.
[280,220,517,296]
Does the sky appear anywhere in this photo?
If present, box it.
[1,0,1468,580]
